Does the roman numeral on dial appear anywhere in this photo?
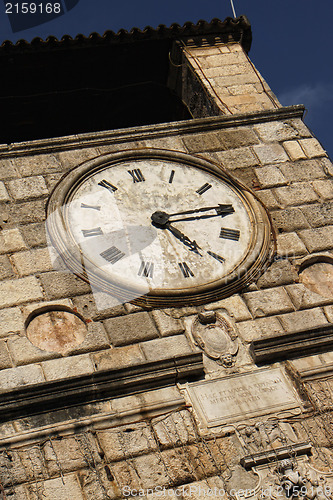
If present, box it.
[196,183,212,195]
[179,262,194,278]
[138,261,154,278]
[207,251,225,263]
[128,169,145,183]
[81,203,101,211]
[98,179,118,192]
[100,246,125,264]
[169,170,175,183]
[82,227,103,237]
[219,228,240,241]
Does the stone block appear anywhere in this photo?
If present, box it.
[220,93,270,109]
[0,364,44,391]
[256,259,298,288]
[152,409,197,448]
[204,294,251,321]
[8,199,46,224]
[146,488,179,499]
[243,287,294,317]
[189,46,224,57]
[21,298,73,317]
[229,166,258,188]
[7,335,58,365]
[7,175,48,201]
[57,148,100,169]
[39,271,91,300]
[279,308,328,332]
[42,353,94,381]
[283,141,307,161]
[0,228,27,254]
[215,147,258,169]
[271,208,310,232]
[290,355,323,372]
[98,422,157,461]
[131,449,193,489]
[222,128,260,149]
[180,479,226,499]
[182,132,223,153]
[0,159,19,180]
[255,189,280,209]
[13,154,62,176]
[255,165,287,188]
[236,316,284,342]
[199,51,246,68]
[17,445,48,481]
[285,284,332,310]
[324,305,333,323]
[103,311,158,346]
[20,222,47,248]
[43,434,101,474]
[279,159,324,181]
[273,183,318,207]
[72,292,126,320]
[152,309,185,337]
[109,459,142,491]
[276,232,307,257]
[299,138,326,158]
[0,255,14,280]
[67,321,110,355]
[0,341,12,369]
[0,449,30,488]
[92,344,144,371]
[254,122,298,142]
[301,202,333,227]
[228,84,258,95]
[204,63,250,78]
[288,119,312,138]
[212,72,260,88]
[298,226,333,252]
[11,247,53,276]
[253,144,289,165]
[0,307,24,337]
[141,335,193,361]
[0,181,9,202]
[77,466,119,500]
[144,135,187,152]
[0,276,43,308]
[27,474,85,500]
[321,157,333,177]
[312,179,333,200]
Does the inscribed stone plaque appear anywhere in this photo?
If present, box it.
[187,368,299,427]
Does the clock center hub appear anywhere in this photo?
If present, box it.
[151,210,169,228]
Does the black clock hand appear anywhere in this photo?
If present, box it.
[151,204,234,226]
[164,223,202,256]
[169,204,234,218]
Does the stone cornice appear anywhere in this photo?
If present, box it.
[0,353,204,423]
[240,442,312,469]
[250,325,333,365]
[0,105,305,158]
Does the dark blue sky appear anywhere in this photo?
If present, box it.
[1,0,332,160]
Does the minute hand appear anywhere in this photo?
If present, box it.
[169,204,234,222]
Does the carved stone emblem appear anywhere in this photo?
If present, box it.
[228,457,333,500]
[191,311,238,367]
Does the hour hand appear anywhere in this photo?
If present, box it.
[165,223,202,255]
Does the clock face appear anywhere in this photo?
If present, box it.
[47,149,273,306]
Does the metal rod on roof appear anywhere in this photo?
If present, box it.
[230,0,237,18]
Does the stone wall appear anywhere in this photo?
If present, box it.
[0,39,333,499]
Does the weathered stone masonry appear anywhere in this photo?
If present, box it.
[0,18,333,500]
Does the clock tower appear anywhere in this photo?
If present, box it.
[0,16,333,499]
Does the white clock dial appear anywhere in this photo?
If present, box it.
[47,150,273,306]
